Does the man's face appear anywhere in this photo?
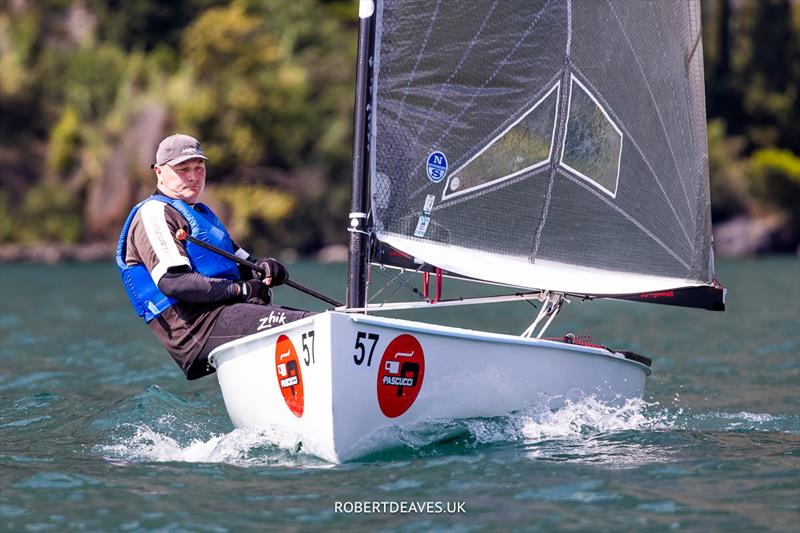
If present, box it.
[155,158,206,203]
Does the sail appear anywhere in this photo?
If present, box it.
[368,0,719,298]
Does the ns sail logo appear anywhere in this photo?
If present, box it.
[426,151,448,183]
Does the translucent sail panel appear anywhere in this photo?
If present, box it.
[560,75,622,198]
[443,83,559,199]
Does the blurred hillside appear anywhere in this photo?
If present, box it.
[0,0,798,261]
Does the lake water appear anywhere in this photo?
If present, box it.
[1,258,798,532]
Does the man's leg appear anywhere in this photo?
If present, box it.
[189,303,314,379]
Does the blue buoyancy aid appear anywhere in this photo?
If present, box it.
[116,195,241,322]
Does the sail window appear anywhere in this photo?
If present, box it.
[442,82,560,199]
[560,75,623,198]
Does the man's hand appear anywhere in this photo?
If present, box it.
[254,258,289,287]
[238,279,272,305]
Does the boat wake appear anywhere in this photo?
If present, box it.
[92,385,330,467]
[354,396,684,466]
[98,421,331,467]
[95,387,794,467]
[689,410,799,433]
[472,396,678,442]
[497,397,681,466]
[95,394,675,466]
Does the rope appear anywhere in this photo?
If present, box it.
[368,265,426,304]
[542,334,610,351]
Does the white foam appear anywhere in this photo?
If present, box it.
[519,397,678,440]
[462,396,680,467]
[98,424,324,467]
[715,411,776,423]
[98,397,682,465]
[461,396,677,445]
[696,410,790,432]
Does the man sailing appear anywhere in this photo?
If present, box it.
[116,134,312,380]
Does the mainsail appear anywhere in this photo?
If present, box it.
[360,0,723,308]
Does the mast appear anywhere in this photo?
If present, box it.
[346,0,376,309]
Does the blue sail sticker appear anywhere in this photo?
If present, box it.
[426,151,448,183]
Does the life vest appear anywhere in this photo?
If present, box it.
[116,195,241,322]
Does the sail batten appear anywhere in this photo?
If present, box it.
[368,0,718,305]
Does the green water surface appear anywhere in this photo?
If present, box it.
[1,258,798,532]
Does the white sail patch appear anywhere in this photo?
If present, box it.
[423,194,435,214]
[413,216,431,238]
[442,81,561,200]
[559,74,623,198]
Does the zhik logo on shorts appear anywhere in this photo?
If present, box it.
[258,311,287,331]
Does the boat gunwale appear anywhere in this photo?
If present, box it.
[208,311,652,375]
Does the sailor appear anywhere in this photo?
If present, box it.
[116,133,313,380]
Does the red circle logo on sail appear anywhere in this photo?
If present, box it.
[275,334,304,417]
[376,334,425,418]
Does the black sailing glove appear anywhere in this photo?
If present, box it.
[238,279,272,305]
[254,257,289,287]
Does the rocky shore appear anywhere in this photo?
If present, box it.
[712,215,798,257]
[0,216,796,264]
[0,242,116,264]
[0,242,350,264]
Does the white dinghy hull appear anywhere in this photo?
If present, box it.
[209,311,650,463]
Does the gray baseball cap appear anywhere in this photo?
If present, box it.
[152,134,209,168]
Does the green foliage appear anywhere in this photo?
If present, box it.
[0,0,796,253]
[749,148,800,220]
[707,119,751,218]
[0,0,357,250]
[48,105,82,175]
[703,0,800,153]
[700,0,800,236]
[19,182,82,244]
[182,4,264,78]
[174,1,354,176]
[0,12,36,97]
[62,43,128,120]
[0,191,15,244]
[210,184,296,249]
[88,0,224,52]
